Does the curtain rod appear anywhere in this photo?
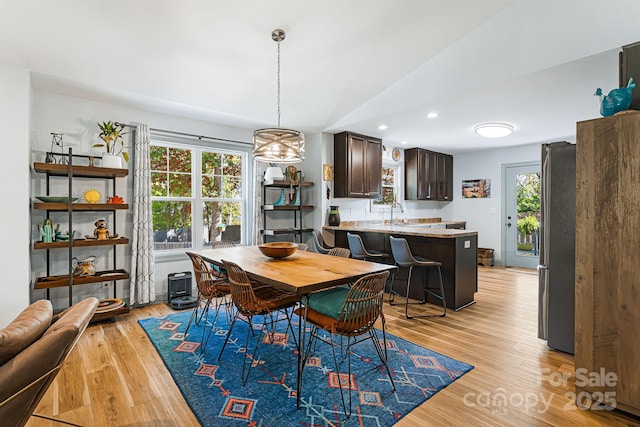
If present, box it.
[117,122,251,146]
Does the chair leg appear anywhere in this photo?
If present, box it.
[404,266,414,319]
[406,266,446,319]
[240,315,264,385]
[202,294,233,351]
[369,323,396,392]
[198,299,213,352]
[184,292,204,337]
[388,264,400,304]
[218,313,239,360]
[327,332,350,418]
[346,337,354,417]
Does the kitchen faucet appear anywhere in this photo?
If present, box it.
[389,202,404,225]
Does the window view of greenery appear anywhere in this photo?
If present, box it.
[373,166,396,205]
[516,172,540,255]
[201,151,242,247]
[151,145,244,251]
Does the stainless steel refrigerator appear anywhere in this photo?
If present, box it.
[537,141,575,354]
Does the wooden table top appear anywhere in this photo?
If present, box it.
[196,246,397,295]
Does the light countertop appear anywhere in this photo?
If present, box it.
[323,219,476,239]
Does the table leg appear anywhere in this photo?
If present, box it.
[296,295,310,410]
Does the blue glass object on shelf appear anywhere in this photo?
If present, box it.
[595,78,636,117]
[288,188,300,206]
[273,188,286,206]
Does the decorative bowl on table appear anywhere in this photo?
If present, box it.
[258,242,298,259]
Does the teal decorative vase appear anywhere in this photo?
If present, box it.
[273,189,286,206]
[289,188,300,206]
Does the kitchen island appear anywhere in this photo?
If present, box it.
[324,220,477,310]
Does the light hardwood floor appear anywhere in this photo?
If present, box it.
[26,267,640,426]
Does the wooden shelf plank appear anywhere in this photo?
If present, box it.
[261,228,314,236]
[33,162,128,178]
[33,269,130,289]
[263,180,313,188]
[34,237,130,250]
[33,202,128,211]
[262,205,314,211]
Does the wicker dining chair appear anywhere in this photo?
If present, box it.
[218,260,300,385]
[327,247,351,258]
[295,271,395,419]
[185,252,232,350]
[210,240,238,276]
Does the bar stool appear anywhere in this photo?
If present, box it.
[388,236,446,319]
[346,232,388,262]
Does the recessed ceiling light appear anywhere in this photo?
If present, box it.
[400,140,408,145]
[378,124,388,130]
[427,112,439,119]
[474,122,513,138]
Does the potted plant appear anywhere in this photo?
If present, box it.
[93,121,129,168]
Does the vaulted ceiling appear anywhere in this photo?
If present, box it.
[2,0,640,153]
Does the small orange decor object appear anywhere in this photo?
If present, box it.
[258,242,298,259]
[106,195,124,204]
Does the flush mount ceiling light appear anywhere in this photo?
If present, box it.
[474,122,513,138]
[378,124,388,130]
[253,29,305,164]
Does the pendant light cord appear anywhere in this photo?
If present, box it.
[276,40,281,128]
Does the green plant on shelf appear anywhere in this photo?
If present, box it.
[93,121,129,162]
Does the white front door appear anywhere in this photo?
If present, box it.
[503,162,540,269]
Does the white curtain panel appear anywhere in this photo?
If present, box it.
[252,161,265,245]
[130,123,156,305]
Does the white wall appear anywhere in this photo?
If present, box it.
[0,62,31,326]
[445,143,543,264]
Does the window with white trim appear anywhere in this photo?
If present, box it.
[150,141,246,252]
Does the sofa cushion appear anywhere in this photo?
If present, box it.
[0,300,53,365]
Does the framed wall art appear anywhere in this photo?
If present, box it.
[322,164,334,181]
[462,179,491,198]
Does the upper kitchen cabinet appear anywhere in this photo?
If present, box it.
[333,131,382,198]
[405,147,453,201]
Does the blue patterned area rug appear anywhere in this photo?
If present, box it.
[139,308,473,426]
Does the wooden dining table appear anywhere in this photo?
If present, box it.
[195,245,397,408]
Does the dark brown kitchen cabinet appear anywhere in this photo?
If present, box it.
[405,147,453,201]
[333,131,382,198]
[436,151,453,201]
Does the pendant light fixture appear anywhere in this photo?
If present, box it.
[253,29,305,164]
